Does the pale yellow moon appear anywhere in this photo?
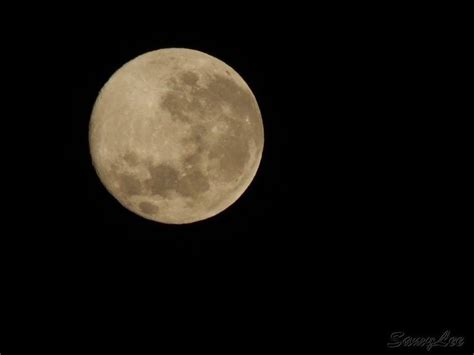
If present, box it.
[89,48,264,224]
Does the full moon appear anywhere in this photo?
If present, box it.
[89,48,264,224]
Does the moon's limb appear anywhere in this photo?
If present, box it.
[89,48,264,224]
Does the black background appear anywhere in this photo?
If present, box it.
[1,4,472,354]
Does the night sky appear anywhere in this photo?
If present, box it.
[1,5,470,354]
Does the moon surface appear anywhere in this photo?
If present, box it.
[89,48,264,224]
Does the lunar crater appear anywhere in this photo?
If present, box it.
[139,201,159,215]
[123,151,139,167]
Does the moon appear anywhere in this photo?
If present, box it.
[89,48,264,224]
